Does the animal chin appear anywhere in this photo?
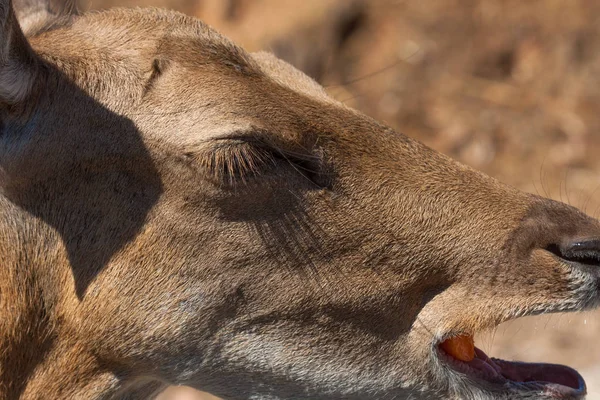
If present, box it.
[437,334,586,399]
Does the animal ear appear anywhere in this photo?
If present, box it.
[13,0,77,35]
[0,0,41,106]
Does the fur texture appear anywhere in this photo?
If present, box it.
[0,1,599,399]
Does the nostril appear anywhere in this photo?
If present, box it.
[546,239,600,267]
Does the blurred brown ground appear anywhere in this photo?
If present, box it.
[88,0,600,398]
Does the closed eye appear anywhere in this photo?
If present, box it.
[189,132,330,189]
[200,139,275,185]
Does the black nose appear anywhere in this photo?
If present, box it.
[547,238,600,268]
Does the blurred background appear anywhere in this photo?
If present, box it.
[88,0,600,398]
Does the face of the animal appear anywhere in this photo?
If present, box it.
[1,1,599,399]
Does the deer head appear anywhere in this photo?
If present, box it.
[0,1,599,399]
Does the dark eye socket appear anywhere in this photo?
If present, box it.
[270,146,328,188]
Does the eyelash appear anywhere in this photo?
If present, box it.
[194,140,328,189]
[202,141,275,185]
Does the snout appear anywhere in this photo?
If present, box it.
[547,238,600,276]
[425,196,600,400]
[496,196,600,314]
[529,198,600,293]
[510,197,600,264]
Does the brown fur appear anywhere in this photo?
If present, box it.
[0,1,599,399]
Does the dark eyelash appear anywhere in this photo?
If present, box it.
[199,141,274,185]
[269,147,328,188]
[195,139,329,189]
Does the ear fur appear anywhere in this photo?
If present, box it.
[0,0,40,106]
[13,0,77,35]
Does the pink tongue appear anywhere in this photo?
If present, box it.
[445,345,584,394]
[467,358,500,378]
[494,359,583,389]
[466,347,502,379]
[474,348,583,390]
[474,347,502,373]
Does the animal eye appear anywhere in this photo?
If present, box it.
[192,138,328,189]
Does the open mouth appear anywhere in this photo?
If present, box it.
[438,334,586,399]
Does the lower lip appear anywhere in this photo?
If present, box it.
[437,346,587,399]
